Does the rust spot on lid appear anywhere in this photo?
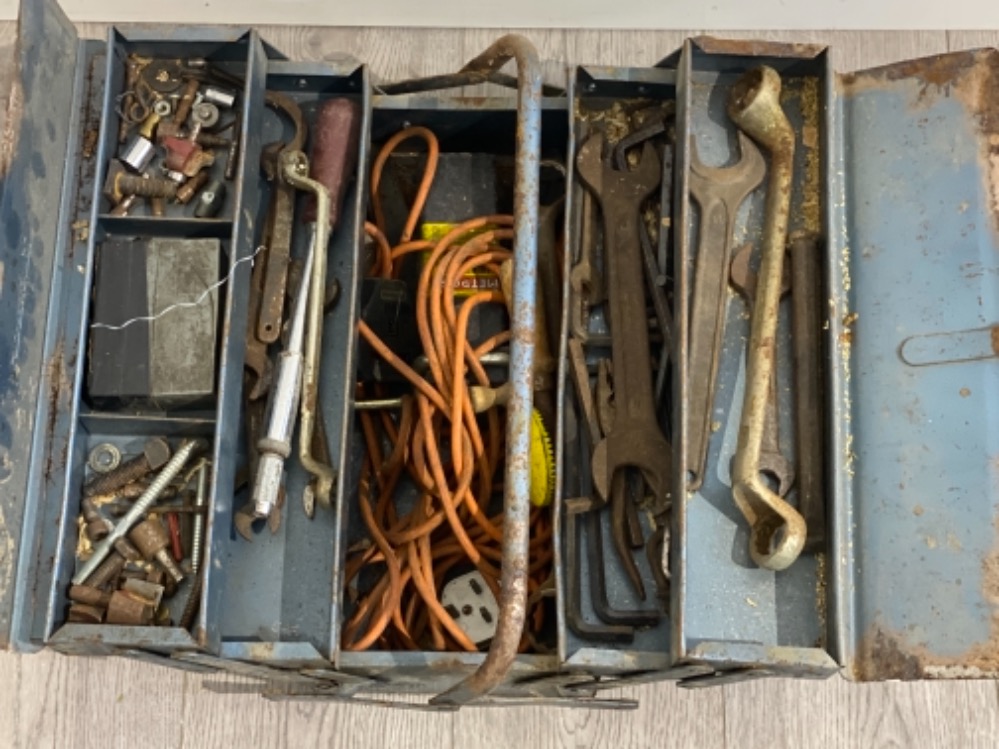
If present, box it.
[0,41,23,179]
[840,49,999,235]
[692,36,825,61]
[855,515,999,680]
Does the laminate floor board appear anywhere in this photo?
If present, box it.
[3,22,999,749]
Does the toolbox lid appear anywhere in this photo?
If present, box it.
[833,48,999,679]
[0,0,81,649]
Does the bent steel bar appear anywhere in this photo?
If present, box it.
[430,33,542,708]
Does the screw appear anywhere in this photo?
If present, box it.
[103,161,178,203]
[73,439,205,585]
[179,573,202,630]
[84,437,171,498]
[129,518,185,584]
[191,462,209,575]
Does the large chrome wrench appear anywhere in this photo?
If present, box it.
[576,133,671,508]
[728,66,807,571]
[686,133,765,491]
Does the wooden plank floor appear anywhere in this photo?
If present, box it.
[3,23,999,748]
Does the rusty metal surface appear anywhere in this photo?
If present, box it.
[0,0,82,650]
[428,33,542,707]
[691,36,826,61]
[834,48,999,680]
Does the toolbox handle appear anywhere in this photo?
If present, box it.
[400,33,541,708]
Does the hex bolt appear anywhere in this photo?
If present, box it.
[191,462,209,575]
[80,497,111,542]
[176,171,209,204]
[82,551,125,589]
[73,439,205,585]
[149,196,167,217]
[129,518,185,584]
[68,585,112,607]
[103,161,178,204]
[84,437,172,498]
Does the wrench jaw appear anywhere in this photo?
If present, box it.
[727,67,795,156]
[576,134,661,200]
[590,429,672,514]
[731,472,807,572]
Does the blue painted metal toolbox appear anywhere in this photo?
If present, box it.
[3,0,999,709]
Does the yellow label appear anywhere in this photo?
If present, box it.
[420,222,499,297]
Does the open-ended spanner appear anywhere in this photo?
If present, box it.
[686,132,765,492]
[729,243,794,497]
[576,133,671,510]
[728,66,807,571]
[258,92,307,344]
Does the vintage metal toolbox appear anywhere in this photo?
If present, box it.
[3,0,999,709]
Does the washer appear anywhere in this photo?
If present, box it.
[88,443,121,474]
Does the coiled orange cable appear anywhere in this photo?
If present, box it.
[343,126,553,652]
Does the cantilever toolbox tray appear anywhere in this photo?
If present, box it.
[3,0,999,709]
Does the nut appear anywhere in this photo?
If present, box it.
[122,578,165,610]
[68,585,112,607]
[191,102,219,129]
[67,603,104,624]
[153,99,173,118]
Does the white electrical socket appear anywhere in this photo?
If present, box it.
[441,571,499,645]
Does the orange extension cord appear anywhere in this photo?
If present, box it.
[342,127,553,652]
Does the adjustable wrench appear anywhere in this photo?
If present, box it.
[728,66,806,571]
[576,133,671,510]
[729,242,794,497]
[686,132,765,491]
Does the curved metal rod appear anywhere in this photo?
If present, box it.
[377,70,564,98]
[429,33,542,708]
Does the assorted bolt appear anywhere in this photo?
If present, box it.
[110,56,240,218]
[84,437,171,498]
[68,437,214,630]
